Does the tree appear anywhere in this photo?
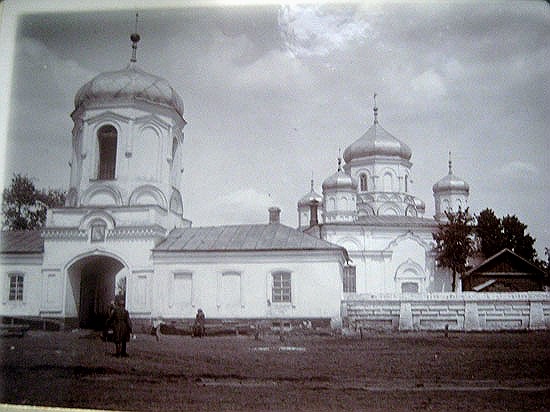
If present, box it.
[433,208,475,292]
[475,208,538,262]
[475,208,502,258]
[501,215,537,262]
[2,174,66,231]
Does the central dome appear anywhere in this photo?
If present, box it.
[343,122,412,163]
[74,63,184,116]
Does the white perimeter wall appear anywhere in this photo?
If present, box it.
[343,292,550,332]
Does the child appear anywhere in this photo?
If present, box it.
[151,316,163,342]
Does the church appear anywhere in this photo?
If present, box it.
[0,32,470,331]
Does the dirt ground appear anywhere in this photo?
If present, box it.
[1,329,550,412]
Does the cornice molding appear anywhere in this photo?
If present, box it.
[43,228,87,240]
[107,225,167,240]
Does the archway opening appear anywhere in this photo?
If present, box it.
[66,255,126,329]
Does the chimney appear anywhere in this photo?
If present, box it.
[309,200,319,227]
[268,207,281,224]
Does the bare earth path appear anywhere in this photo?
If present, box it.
[1,330,549,411]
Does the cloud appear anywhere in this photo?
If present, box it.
[410,69,447,99]
[278,4,371,58]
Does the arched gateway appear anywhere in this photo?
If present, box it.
[66,254,127,329]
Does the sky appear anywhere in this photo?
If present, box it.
[0,1,548,257]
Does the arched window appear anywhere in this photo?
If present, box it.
[383,172,393,192]
[172,137,179,160]
[360,174,368,191]
[97,125,117,180]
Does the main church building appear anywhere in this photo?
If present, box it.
[1,33,469,330]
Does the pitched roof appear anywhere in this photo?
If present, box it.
[154,223,347,253]
[0,230,44,253]
[464,248,546,277]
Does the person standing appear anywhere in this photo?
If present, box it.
[151,316,163,342]
[193,309,205,337]
[106,298,132,357]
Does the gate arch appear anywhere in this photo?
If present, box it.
[65,252,128,329]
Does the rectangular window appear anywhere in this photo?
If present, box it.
[174,272,193,307]
[9,274,24,301]
[221,272,241,309]
[343,266,356,293]
[272,272,291,303]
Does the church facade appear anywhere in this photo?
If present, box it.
[1,34,470,331]
[298,100,470,297]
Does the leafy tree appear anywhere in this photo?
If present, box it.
[2,174,66,231]
[475,208,502,258]
[433,207,475,292]
[501,215,537,262]
[475,208,538,262]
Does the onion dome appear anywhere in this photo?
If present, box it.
[74,64,183,116]
[433,155,469,193]
[298,179,322,207]
[414,197,426,213]
[343,102,411,163]
[74,32,183,116]
[322,158,358,191]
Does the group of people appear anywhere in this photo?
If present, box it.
[104,303,206,357]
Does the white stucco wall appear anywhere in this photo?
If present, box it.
[322,225,450,295]
[0,255,43,317]
[152,251,344,324]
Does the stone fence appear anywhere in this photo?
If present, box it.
[341,292,550,332]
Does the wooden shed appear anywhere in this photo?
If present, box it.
[462,248,546,292]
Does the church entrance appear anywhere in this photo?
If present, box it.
[66,254,127,329]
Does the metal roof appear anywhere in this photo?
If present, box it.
[154,223,346,253]
[0,230,44,253]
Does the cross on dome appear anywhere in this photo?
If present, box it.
[130,12,140,63]
[373,93,378,124]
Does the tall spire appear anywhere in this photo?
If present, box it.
[448,151,453,174]
[130,12,140,63]
[373,92,378,124]
[337,149,342,172]
[310,171,315,191]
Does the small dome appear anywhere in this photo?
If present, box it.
[433,160,470,193]
[433,173,470,193]
[298,180,322,207]
[322,168,358,192]
[343,122,412,163]
[414,197,426,212]
[74,63,184,116]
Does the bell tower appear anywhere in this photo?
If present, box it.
[65,30,188,229]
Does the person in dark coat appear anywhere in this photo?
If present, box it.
[106,298,132,357]
[193,309,205,337]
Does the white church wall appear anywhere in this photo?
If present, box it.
[0,255,43,318]
[40,237,156,319]
[153,253,343,323]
